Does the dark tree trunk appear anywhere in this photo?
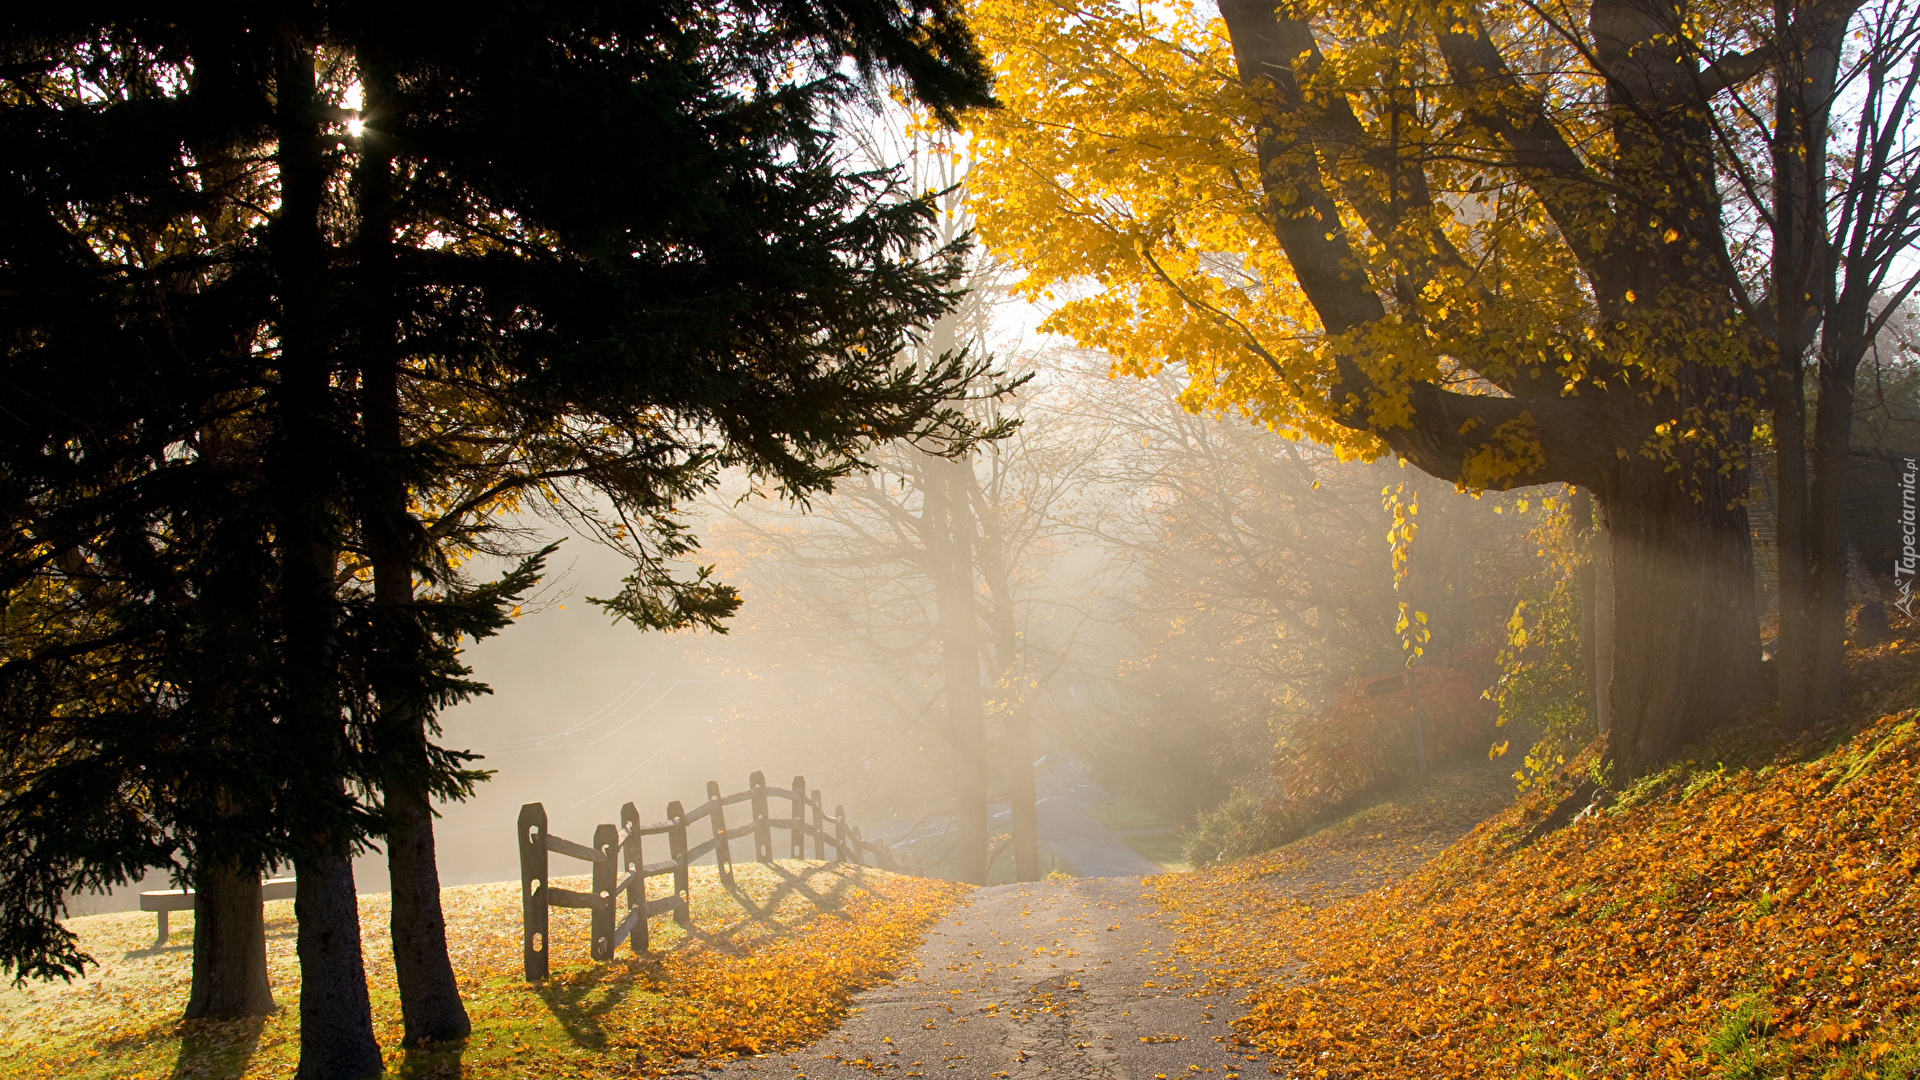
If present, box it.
[1773,368,1814,734]
[1769,29,1818,737]
[353,52,472,1049]
[1601,464,1764,777]
[1447,497,1471,659]
[385,777,469,1045]
[271,21,382,1078]
[1808,354,1857,713]
[1800,0,1905,715]
[1773,0,1851,726]
[1592,514,1615,735]
[1571,488,1600,732]
[1803,0,1854,720]
[184,859,273,1019]
[293,848,380,1080]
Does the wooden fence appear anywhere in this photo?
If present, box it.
[517,770,896,980]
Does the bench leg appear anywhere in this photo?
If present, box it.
[154,910,168,948]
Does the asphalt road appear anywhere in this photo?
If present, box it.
[1031,773,1163,879]
[893,763,1166,879]
[711,876,1274,1079]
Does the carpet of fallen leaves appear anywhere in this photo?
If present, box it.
[1158,651,1920,1079]
[0,860,968,1079]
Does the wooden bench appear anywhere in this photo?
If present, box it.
[139,877,296,947]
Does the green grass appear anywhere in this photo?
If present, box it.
[1122,830,1191,871]
[1079,796,1175,832]
[1695,994,1920,1079]
[1703,994,1772,1079]
[0,860,959,1079]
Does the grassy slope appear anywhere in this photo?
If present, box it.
[0,861,967,1079]
[1157,641,1920,1080]
[1082,796,1194,872]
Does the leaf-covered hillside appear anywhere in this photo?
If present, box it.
[1158,643,1920,1079]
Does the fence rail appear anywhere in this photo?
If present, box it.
[518,770,896,980]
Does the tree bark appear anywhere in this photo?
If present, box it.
[1571,488,1600,733]
[1773,368,1814,735]
[293,847,380,1080]
[1593,516,1615,736]
[1600,465,1764,777]
[1808,353,1857,713]
[184,859,274,1019]
[353,51,472,1049]
[1802,0,1912,714]
[1770,7,1819,736]
[385,778,469,1045]
[271,21,383,1078]
[1799,8,1863,718]
[1775,0,1853,725]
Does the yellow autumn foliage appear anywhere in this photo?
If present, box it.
[0,861,968,1079]
[1156,644,1920,1078]
[964,0,1768,487]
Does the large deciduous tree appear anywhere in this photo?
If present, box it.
[966,0,1918,777]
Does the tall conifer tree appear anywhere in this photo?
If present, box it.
[4,3,1000,1074]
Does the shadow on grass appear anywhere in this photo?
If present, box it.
[530,862,868,1042]
[124,922,296,962]
[693,863,861,953]
[393,1040,469,1079]
[537,973,634,1049]
[532,957,672,1049]
[168,1014,266,1080]
[121,941,194,961]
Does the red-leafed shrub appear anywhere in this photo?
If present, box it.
[1270,665,1495,827]
[1184,664,1499,866]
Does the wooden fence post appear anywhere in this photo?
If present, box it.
[749,771,772,862]
[621,802,646,954]
[789,775,806,857]
[667,799,691,927]
[515,777,911,970]
[707,780,734,884]
[591,822,618,961]
[518,802,550,982]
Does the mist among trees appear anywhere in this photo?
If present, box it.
[4,0,1919,1075]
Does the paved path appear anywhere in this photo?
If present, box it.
[1031,776,1162,879]
[714,877,1273,1079]
[886,761,1169,880]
